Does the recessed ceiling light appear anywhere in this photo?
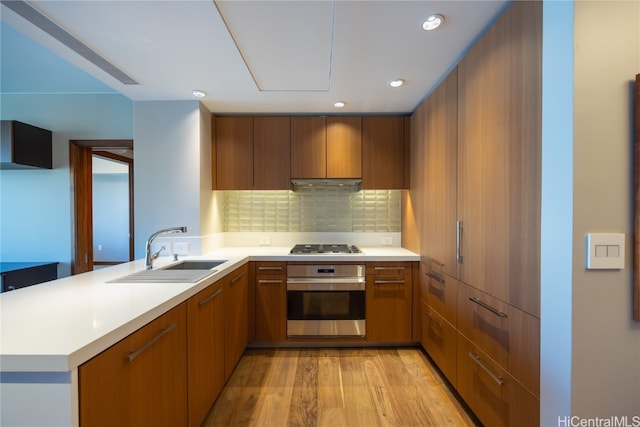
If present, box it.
[334,101,345,108]
[389,79,405,88]
[192,89,206,98]
[421,14,444,31]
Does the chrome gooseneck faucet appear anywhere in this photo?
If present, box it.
[145,226,187,269]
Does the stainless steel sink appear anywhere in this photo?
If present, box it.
[161,260,226,270]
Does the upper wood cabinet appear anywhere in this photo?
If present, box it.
[362,116,408,189]
[215,116,253,190]
[213,116,291,190]
[291,116,362,179]
[254,117,291,190]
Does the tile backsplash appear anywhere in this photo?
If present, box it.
[223,187,401,232]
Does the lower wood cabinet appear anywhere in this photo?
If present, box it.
[79,304,188,427]
[457,334,539,427]
[187,280,225,427]
[224,263,250,381]
[366,262,413,342]
[254,261,286,342]
[420,301,457,387]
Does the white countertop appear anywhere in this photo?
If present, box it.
[0,246,418,373]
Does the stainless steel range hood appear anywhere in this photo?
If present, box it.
[291,178,362,192]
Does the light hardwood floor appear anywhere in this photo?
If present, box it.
[203,347,479,427]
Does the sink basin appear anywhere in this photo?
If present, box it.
[161,260,226,270]
[108,268,218,284]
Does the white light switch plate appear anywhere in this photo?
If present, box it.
[586,233,625,269]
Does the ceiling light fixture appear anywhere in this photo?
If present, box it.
[192,89,206,98]
[334,101,345,108]
[421,14,444,31]
[389,79,405,88]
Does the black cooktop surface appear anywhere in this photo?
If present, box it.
[290,244,362,254]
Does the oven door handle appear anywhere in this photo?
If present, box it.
[286,280,365,291]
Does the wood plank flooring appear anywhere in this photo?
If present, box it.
[203,347,478,427]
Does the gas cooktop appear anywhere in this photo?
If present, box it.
[290,244,362,255]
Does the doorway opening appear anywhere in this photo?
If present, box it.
[69,140,133,275]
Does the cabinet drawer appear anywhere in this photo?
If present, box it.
[255,261,286,275]
[421,301,457,387]
[458,283,539,395]
[367,262,412,276]
[423,267,458,328]
[457,334,538,427]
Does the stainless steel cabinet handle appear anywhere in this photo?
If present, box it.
[198,288,223,307]
[429,258,444,268]
[468,297,507,318]
[258,279,283,284]
[374,280,406,285]
[374,266,405,271]
[126,323,176,363]
[258,266,283,271]
[427,311,443,329]
[230,271,246,284]
[426,271,445,284]
[456,220,463,264]
[468,352,504,386]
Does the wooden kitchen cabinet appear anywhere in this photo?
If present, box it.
[79,304,188,427]
[362,116,408,189]
[365,262,413,342]
[456,1,541,317]
[254,117,291,190]
[215,116,253,190]
[187,280,225,427]
[223,263,249,381]
[421,301,457,387]
[254,261,286,342]
[291,116,362,179]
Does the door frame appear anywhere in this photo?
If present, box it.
[69,140,133,275]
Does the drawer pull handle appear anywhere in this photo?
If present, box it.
[468,297,507,318]
[427,312,443,329]
[429,258,444,267]
[199,288,223,307]
[230,271,246,284]
[126,323,176,363]
[374,266,406,271]
[426,271,445,284]
[258,266,283,271]
[258,279,283,284]
[374,280,405,285]
[468,352,504,386]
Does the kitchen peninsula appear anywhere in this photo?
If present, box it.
[0,245,418,427]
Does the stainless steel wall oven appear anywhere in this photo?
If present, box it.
[286,264,366,338]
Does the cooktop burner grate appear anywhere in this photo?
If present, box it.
[290,244,362,254]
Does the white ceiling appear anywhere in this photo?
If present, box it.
[0,0,509,115]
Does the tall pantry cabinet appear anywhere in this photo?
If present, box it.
[412,2,541,426]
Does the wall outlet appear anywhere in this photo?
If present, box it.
[173,242,189,256]
[259,236,271,246]
[381,236,393,246]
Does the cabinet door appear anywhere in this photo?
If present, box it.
[255,262,286,342]
[421,70,459,278]
[291,116,326,179]
[224,264,249,380]
[254,117,291,190]
[366,262,412,342]
[79,304,188,427]
[216,116,253,190]
[362,116,406,189]
[187,280,224,427]
[421,301,457,387]
[456,1,541,316]
[326,116,362,178]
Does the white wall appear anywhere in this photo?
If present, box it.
[133,101,213,258]
[0,94,132,277]
[571,0,640,419]
[93,173,129,262]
